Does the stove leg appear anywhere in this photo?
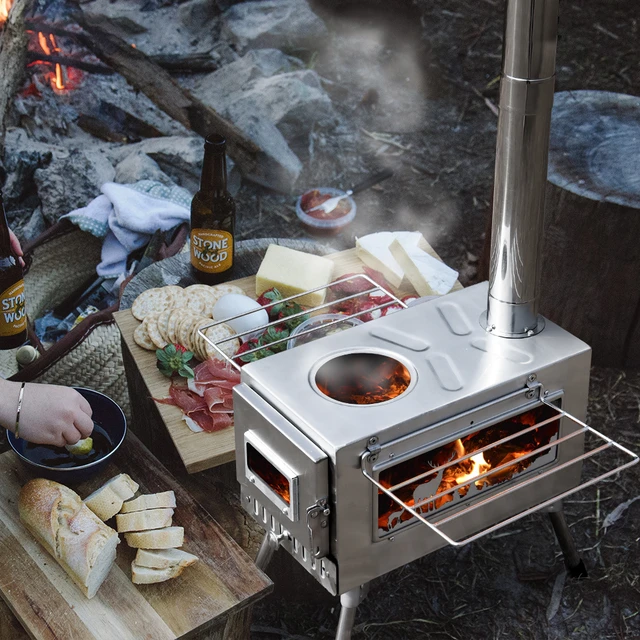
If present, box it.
[255,530,285,571]
[547,505,588,579]
[335,583,369,640]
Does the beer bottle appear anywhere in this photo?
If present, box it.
[0,191,28,350]
[190,134,236,284]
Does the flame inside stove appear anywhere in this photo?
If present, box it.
[315,353,411,404]
[377,404,560,531]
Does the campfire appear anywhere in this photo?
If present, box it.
[377,404,561,531]
[1,0,78,94]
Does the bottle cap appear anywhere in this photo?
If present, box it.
[204,134,226,149]
[16,345,39,367]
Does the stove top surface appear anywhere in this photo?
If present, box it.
[241,282,591,456]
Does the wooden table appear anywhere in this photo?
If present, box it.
[0,432,271,640]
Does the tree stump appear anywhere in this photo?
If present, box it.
[538,91,640,368]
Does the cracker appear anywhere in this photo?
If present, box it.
[146,314,167,349]
[190,319,213,361]
[167,309,189,344]
[131,288,175,320]
[208,284,245,306]
[157,308,173,343]
[183,289,209,316]
[202,324,239,359]
[185,285,219,317]
[176,314,202,350]
[133,320,155,351]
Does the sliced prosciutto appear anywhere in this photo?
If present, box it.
[155,358,239,434]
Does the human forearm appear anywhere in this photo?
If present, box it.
[0,379,20,433]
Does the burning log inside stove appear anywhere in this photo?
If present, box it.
[377,404,561,532]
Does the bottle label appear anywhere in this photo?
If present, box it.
[190,229,233,273]
[0,280,27,337]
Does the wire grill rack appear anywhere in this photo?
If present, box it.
[197,273,409,371]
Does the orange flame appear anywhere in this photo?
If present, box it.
[0,0,11,23]
[378,405,561,531]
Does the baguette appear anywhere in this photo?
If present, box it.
[135,548,198,570]
[116,508,174,533]
[120,491,176,514]
[84,474,139,521]
[131,562,188,584]
[19,478,119,599]
[124,526,184,549]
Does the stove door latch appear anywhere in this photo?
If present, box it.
[307,499,330,559]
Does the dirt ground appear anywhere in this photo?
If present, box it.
[249,1,640,638]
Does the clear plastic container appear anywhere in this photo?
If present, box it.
[295,187,357,236]
[287,313,363,350]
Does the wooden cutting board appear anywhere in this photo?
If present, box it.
[115,243,462,474]
[0,432,271,640]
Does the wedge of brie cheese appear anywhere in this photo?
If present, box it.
[389,239,458,296]
[355,231,422,288]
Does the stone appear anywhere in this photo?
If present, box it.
[222,0,327,49]
[114,151,175,186]
[35,149,116,223]
[233,113,302,190]
[178,0,223,32]
[190,53,335,150]
[110,136,240,195]
[226,71,335,142]
[188,49,303,99]
[16,207,47,243]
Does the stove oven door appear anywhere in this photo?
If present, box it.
[234,383,337,592]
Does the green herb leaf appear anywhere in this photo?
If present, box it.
[165,343,177,357]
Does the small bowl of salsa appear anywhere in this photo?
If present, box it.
[7,387,127,485]
[296,187,357,236]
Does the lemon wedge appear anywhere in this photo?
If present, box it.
[65,437,94,456]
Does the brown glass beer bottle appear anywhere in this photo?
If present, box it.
[190,134,236,284]
[0,191,28,350]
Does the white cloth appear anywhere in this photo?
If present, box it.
[63,181,192,277]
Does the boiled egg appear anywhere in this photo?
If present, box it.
[213,294,268,338]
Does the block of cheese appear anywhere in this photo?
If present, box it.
[389,239,458,296]
[255,244,335,307]
[355,231,422,288]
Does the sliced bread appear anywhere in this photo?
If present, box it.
[84,474,139,521]
[116,508,174,533]
[124,526,184,549]
[120,491,176,514]
[135,548,198,570]
[131,562,189,584]
[19,478,119,599]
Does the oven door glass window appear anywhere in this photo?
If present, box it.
[377,403,560,535]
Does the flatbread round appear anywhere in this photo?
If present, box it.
[132,287,175,320]
[133,320,155,351]
[202,324,239,360]
[146,314,167,349]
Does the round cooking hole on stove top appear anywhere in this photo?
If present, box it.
[315,353,411,405]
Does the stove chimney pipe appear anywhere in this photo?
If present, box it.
[484,0,559,338]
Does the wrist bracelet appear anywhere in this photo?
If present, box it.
[15,382,26,439]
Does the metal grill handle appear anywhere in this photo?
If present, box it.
[361,400,638,547]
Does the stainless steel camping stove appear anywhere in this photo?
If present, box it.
[200,0,639,637]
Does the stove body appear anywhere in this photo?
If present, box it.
[234,281,591,596]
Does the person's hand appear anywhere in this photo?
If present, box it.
[6,383,94,447]
[9,229,25,268]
